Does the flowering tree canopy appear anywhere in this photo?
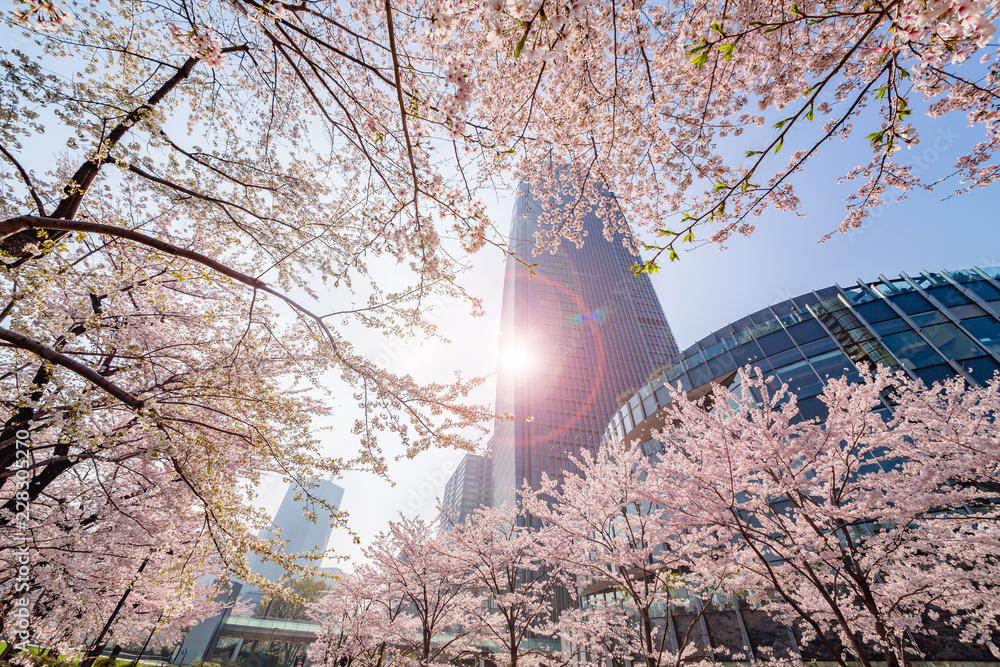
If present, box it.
[448,502,570,667]
[434,0,1000,267]
[645,366,1000,667]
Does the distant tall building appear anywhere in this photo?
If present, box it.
[250,477,345,582]
[441,452,493,529]
[492,184,679,510]
[175,478,344,664]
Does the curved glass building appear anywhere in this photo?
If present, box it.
[604,266,1000,446]
[575,266,1000,665]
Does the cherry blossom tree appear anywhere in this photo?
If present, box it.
[1,0,496,642]
[308,572,403,667]
[427,0,1000,267]
[644,365,1000,667]
[446,502,572,667]
[362,516,478,665]
[523,439,724,667]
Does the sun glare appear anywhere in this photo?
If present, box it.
[498,342,535,374]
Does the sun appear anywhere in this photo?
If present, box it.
[498,341,535,375]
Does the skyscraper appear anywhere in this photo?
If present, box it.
[251,477,345,582]
[441,452,493,529]
[492,184,678,509]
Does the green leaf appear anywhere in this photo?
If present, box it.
[683,231,695,243]
[774,118,788,130]
[718,43,734,62]
[805,105,814,122]
[514,31,528,57]
[713,181,728,192]
[745,149,762,157]
[669,248,679,261]
[774,139,783,153]
[690,51,709,68]
[875,85,887,100]
[709,20,723,34]
[789,3,802,15]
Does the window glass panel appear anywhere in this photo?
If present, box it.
[949,269,981,283]
[799,337,837,357]
[853,299,896,324]
[731,341,765,366]
[926,285,971,306]
[920,322,985,360]
[841,325,876,344]
[872,318,912,337]
[880,331,945,369]
[915,273,947,288]
[962,356,1000,386]
[767,347,804,368]
[775,359,813,382]
[911,310,949,327]
[642,394,658,418]
[889,292,934,315]
[791,293,820,310]
[844,286,875,304]
[708,353,736,377]
[687,362,714,387]
[685,350,705,367]
[756,330,795,355]
[778,310,807,326]
[951,303,987,320]
[786,319,827,344]
[702,340,727,361]
[961,316,1000,354]
[977,266,1000,281]
[795,395,828,422]
[914,363,957,386]
[810,350,853,378]
[965,280,1000,301]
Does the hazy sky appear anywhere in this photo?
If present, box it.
[257,103,1000,570]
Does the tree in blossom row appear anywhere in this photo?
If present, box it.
[310,364,1000,667]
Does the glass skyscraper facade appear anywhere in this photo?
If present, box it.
[603,266,1000,446]
[441,452,493,529]
[492,184,679,509]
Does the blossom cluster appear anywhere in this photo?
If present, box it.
[168,23,226,70]
[11,0,71,31]
[896,0,997,65]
